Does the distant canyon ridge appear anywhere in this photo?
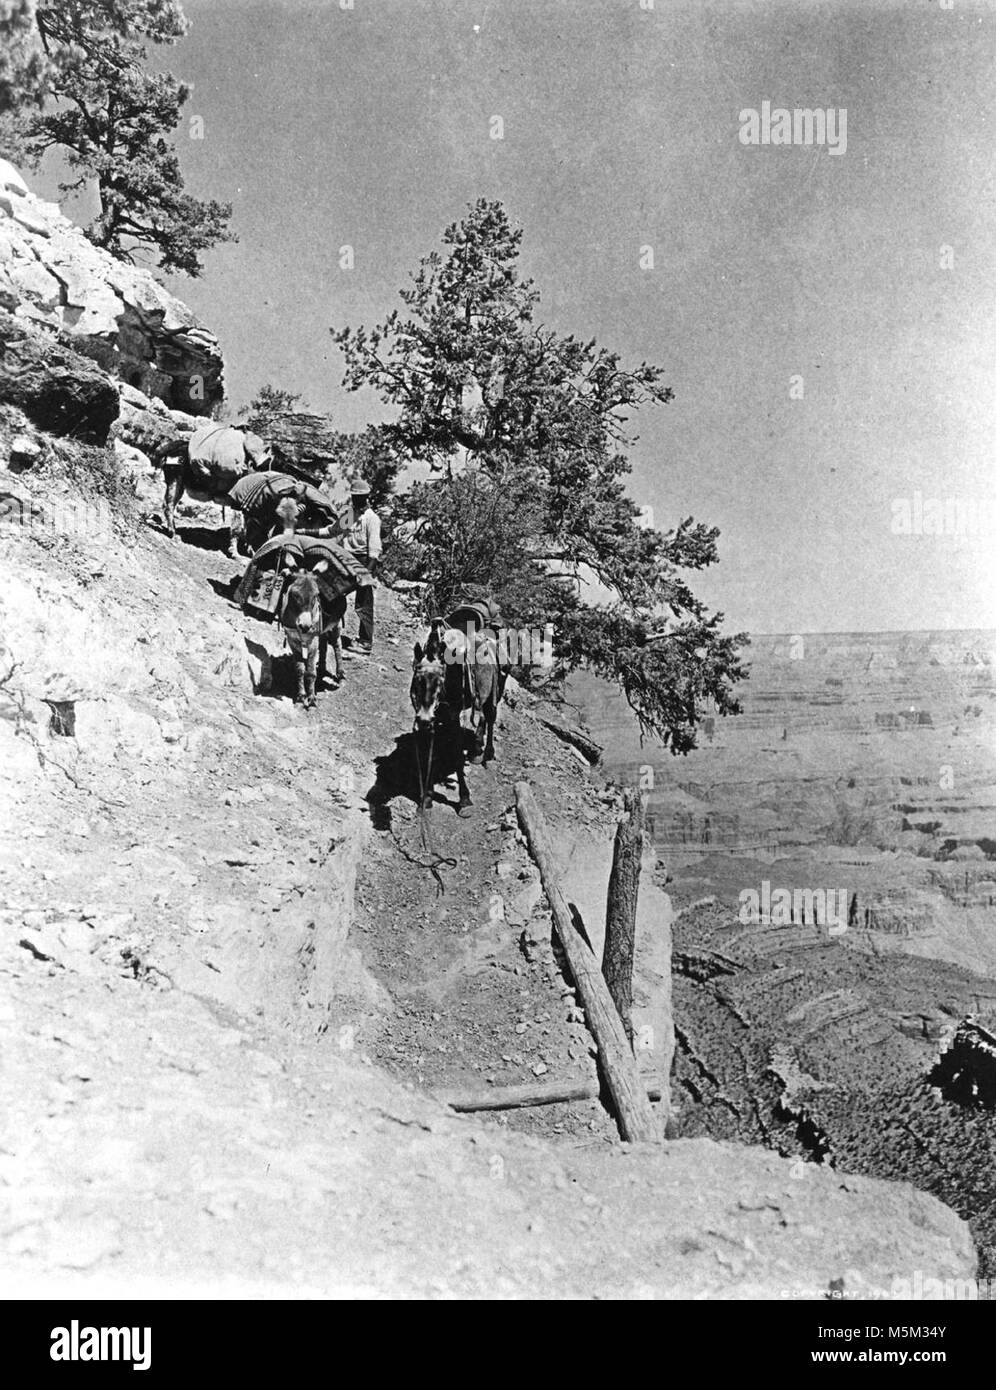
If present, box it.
[570,630,996,978]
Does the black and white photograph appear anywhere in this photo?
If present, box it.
[0,0,993,1337]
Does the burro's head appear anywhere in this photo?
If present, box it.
[410,645,444,728]
[410,618,449,728]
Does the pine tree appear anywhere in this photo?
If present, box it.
[238,384,306,434]
[14,1,234,276]
[0,0,48,116]
[334,200,748,749]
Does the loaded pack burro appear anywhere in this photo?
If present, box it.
[151,421,341,557]
[149,434,380,707]
[151,421,273,555]
[234,501,375,708]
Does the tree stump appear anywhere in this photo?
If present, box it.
[602,788,646,1044]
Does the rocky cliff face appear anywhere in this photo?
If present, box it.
[254,411,340,482]
[0,158,223,414]
[670,899,996,1277]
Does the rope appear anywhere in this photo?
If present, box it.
[410,719,457,894]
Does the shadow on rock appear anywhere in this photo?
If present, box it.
[173,522,234,553]
[207,574,241,602]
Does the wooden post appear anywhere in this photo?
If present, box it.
[602,788,646,1043]
[514,781,662,1143]
[436,1078,664,1113]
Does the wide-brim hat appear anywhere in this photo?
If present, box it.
[349,478,371,497]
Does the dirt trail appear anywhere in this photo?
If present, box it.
[351,673,622,1142]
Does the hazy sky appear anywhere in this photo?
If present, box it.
[39,0,996,633]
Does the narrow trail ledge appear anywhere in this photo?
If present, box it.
[0,421,978,1295]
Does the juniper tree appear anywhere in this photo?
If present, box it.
[13,0,234,276]
[238,384,306,434]
[0,0,47,116]
[333,200,748,751]
[323,424,403,512]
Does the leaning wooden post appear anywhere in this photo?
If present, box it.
[602,788,646,1044]
[514,781,662,1143]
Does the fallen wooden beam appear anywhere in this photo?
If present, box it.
[536,716,603,765]
[436,1077,664,1113]
[514,781,663,1143]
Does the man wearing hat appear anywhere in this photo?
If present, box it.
[342,478,381,656]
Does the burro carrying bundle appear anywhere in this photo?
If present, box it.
[241,535,372,622]
[186,423,270,497]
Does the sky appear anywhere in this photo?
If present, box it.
[36,0,996,633]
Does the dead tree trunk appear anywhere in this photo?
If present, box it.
[602,789,646,1044]
[514,781,662,1143]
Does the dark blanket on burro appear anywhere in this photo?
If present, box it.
[227,473,339,525]
[241,535,373,610]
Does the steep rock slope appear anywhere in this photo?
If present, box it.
[0,404,978,1295]
[670,900,996,1278]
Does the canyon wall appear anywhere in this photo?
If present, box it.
[570,630,996,974]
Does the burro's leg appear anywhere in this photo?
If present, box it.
[305,643,318,708]
[326,625,344,684]
[417,728,434,810]
[483,703,496,765]
[287,634,308,705]
[227,508,245,560]
[163,468,184,538]
[455,724,472,816]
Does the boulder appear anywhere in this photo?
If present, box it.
[113,439,158,507]
[0,161,224,414]
[0,313,119,444]
[112,382,200,456]
[0,160,29,198]
[255,412,340,482]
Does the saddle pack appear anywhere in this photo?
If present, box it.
[186,424,269,497]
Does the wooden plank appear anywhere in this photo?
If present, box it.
[602,788,645,1043]
[514,781,663,1143]
[436,1077,664,1113]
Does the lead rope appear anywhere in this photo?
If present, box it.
[409,717,456,894]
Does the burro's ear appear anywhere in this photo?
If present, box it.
[413,642,423,663]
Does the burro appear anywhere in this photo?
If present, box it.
[441,623,554,670]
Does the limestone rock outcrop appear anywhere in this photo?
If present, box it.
[253,411,339,482]
[0,158,223,414]
[0,310,119,444]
